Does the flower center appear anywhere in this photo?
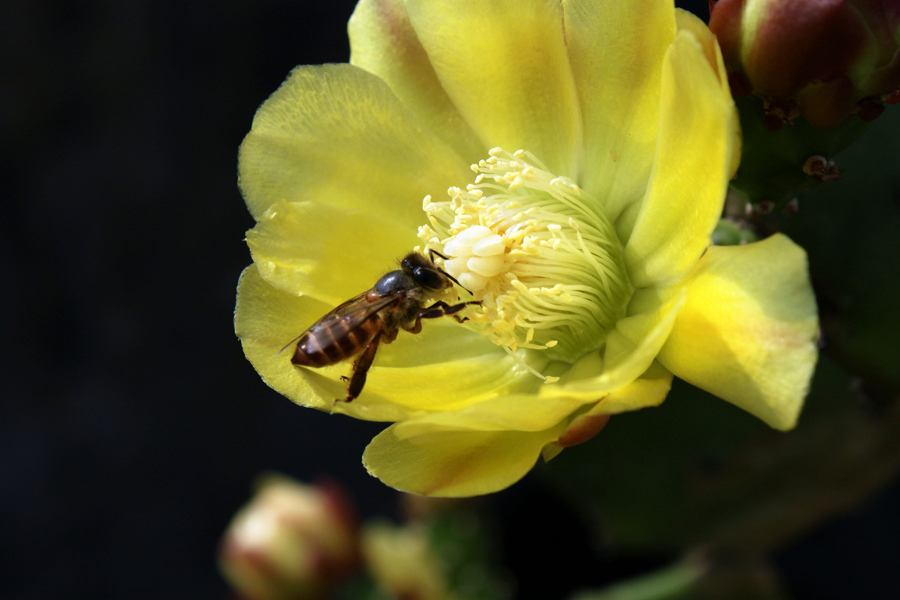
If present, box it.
[418,148,632,367]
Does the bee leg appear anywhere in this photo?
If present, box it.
[425,300,482,323]
[344,333,382,402]
[405,300,482,333]
[404,318,423,334]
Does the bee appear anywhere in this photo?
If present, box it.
[288,250,479,402]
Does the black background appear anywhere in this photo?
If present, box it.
[4,1,898,598]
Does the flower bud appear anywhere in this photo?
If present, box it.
[361,522,449,600]
[219,476,358,600]
[712,218,759,245]
[710,0,900,127]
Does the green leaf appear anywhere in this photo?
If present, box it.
[570,555,790,600]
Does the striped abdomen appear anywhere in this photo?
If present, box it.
[291,313,383,367]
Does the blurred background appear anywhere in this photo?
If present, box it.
[4,0,899,598]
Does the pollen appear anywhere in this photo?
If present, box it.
[419,148,633,365]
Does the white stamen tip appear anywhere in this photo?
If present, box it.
[472,234,505,257]
[467,256,505,278]
[456,225,492,243]
[458,271,487,292]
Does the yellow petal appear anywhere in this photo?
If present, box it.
[393,356,673,443]
[547,362,673,458]
[657,235,819,430]
[674,9,742,176]
[562,0,676,222]
[594,361,674,415]
[405,0,582,177]
[235,266,528,422]
[675,10,727,88]
[362,343,536,414]
[396,392,588,438]
[235,266,370,415]
[624,30,737,287]
[363,422,563,497]
[544,286,685,400]
[348,0,485,161]
[239,64,470,222]
[247,200,416,305]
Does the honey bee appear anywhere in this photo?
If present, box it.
[288,250,479,402]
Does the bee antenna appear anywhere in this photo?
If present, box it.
[442,269,474,295]
[427,247,474,295]
[428,248,450,261]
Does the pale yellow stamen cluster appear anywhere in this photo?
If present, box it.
[418,148,632,367]
[442,225,505,292]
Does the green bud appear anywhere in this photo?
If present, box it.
[219,476,358,600]
[712,218,759,246]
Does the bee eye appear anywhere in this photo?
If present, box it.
[413,267,445,290]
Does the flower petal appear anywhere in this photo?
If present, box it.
[657,235,819,430]
[405,0,582,177]
[247,200,416,305]
[674,9,741,176]
[594,361,674,415]
[363,422,563,497]
[623,29,738,287]
[348,0,485,161]
[675,9,729,88]
[395,392,587,437]
[542,362,674,459]
[544,286,685,400]
[239,64,471,222]
[388,356,672,442]
[235,266,369,415]
[235,266,530,422]
[562,0,676,221]
[362,343,536,414]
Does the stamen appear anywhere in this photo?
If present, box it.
[420,148,633,366]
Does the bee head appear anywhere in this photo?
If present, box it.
[401,252,449,292]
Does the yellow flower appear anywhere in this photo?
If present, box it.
[235,0,819,497]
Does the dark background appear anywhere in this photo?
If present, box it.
[4,1,898,598]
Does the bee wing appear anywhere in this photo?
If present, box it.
[279,290,401,355]
[317,289,402,330]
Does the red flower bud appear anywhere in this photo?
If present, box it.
[710,0,900,126]
[219,476,358,600]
